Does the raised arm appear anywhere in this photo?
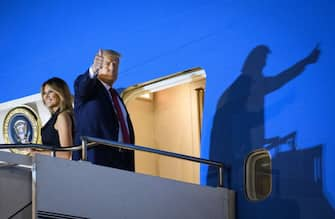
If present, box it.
[74,50,105,100]
[264,45,320,93]
[74,71,98,100]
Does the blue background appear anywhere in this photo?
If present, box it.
[1,0,334,217]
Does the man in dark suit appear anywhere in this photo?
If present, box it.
[72,49,135,171]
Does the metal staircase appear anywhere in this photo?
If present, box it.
[0,138,235,219]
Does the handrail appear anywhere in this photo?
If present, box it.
[0,137,225,187]
[80,136,224,187]
[0,161,32,170]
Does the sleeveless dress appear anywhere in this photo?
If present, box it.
[41,111,73,147]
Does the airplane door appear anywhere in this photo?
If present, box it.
[122,67,206,184]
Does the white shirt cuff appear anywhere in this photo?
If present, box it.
[89,66,96,79]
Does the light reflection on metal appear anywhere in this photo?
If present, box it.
[195,88,204,139]
[121,67,206,104]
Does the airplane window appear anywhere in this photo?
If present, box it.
[245,149,272,201]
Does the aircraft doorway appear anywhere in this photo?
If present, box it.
[122,67,206,184]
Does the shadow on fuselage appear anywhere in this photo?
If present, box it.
[206,45,334,219]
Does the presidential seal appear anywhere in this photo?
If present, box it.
[3,106,41,155]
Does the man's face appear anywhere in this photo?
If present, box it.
[98,52,119,85]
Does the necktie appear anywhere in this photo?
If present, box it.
[109,88,131,144]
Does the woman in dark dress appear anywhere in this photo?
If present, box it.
[39,77,74,159]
